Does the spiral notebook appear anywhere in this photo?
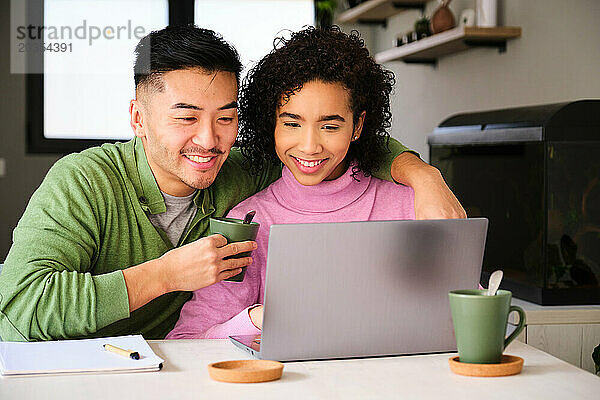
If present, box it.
[0,335,163,376]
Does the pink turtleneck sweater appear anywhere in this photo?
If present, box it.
[166,165,415,339]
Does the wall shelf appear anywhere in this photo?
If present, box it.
[375,26,522,65]
[336,0,428,25]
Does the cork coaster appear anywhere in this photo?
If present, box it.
[449,355,523,377]
[208,360,284,383]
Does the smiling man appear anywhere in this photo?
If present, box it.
[0,25,464,341]
[133,70,239,195]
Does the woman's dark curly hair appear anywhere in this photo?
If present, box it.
[237,26,395,178]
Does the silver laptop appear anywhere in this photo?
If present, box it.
[231,218,488,362]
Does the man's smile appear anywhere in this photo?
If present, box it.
[182,154,219,170]
[184,154,215,163]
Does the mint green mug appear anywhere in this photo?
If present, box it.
[209,217,259,282]
[449,289,526,364]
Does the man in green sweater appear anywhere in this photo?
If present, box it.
[0,26,465,341]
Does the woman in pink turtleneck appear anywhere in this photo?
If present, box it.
[166,27,416,339]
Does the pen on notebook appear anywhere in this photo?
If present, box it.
[103,344,140,360]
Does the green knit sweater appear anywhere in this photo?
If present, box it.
[0,137,408,341]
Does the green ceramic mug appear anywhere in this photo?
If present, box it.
[209,217,260,282]
[448,289,526,364]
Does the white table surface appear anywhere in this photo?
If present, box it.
[1,339,598,399]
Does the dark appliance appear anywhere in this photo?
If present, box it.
[428,100,600,305]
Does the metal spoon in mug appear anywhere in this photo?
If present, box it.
[243,210,256,224]
[486,270,503,296]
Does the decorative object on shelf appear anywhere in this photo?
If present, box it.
[315,0,338,28]
[375,26,521,64]
[394,34,403,47]
[459,9,475,27]
[476,0,497,27]
[395,31,417,47]
[395,34,403,47]
[430,0,455,34]
[414,16,431,39]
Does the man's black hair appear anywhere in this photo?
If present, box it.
[133,25,242,91]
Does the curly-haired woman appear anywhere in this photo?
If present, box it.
[167,27,427,339]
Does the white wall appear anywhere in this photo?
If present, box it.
[350,0,600,160]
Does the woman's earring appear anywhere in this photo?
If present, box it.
[353,136,358,141]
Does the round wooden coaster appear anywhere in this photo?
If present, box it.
[448,355,523,377]
[208,360,284,383]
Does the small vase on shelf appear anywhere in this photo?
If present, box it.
[430,0,455,34]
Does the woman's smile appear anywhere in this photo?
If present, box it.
[291,156,329,173]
